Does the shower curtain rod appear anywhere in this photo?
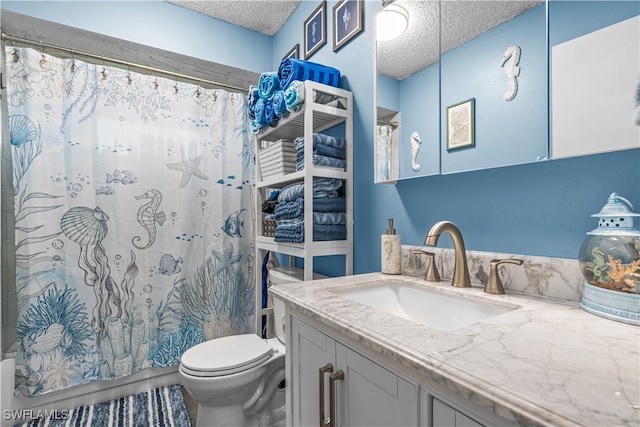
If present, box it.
[377,119,398,129]
[1,32,248,93]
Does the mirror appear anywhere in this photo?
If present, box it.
[376,0,440,182]
[549,0,640,159]
[375,1,546,180]
[439,1,547,174]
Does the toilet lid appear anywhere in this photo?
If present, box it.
[180,334,273,377]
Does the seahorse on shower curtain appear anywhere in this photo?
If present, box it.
[501,45,521,101]
[132,189,166,250]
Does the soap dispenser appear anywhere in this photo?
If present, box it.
[381,218,401,275]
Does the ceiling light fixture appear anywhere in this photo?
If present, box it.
[376,3,409,41]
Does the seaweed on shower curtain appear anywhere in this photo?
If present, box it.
[15,283,91,396]
[16,283,91,359]
[82,244,137,342]
[100,67,171,123]
[151,320,204,367]
[154,277,185,342]
[14,188,63,246]
[153,243,254,355]
[10,115,43,195]
[61,63,100,132]
[13,187,64,310]
[235,103,254,171]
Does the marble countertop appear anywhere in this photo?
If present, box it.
[270,272,640,427]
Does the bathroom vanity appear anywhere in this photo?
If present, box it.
[271,272,640,427]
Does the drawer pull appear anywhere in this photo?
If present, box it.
[329,370,345,427]
[318,363,333,427]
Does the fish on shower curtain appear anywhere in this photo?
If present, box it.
[5,47,255,397]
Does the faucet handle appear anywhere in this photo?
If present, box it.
[411,250,441,282]
[485,259,524,295]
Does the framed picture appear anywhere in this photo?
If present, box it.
[283,44,300,60]
[304,1,327,59]
[446,98,475,151]
[333,0,364,52]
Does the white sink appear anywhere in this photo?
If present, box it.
[333,281,515,331]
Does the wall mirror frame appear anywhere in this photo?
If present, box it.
[374,0,640,183]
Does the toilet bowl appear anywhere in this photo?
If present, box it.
[179,266,310,427]
[179,335,285,427]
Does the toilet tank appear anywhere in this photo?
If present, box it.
[267,267,326,343]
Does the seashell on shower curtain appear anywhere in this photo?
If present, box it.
[5,47,255,397]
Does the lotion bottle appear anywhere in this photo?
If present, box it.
[381,218,401,274]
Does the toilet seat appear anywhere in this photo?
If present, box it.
[180,334,274,377]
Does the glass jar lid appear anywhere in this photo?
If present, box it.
[588,192,640,236]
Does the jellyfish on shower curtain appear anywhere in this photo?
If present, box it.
[59,206,136,345]
[9,114,42,195]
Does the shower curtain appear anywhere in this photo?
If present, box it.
[5,47,255,397]
[376,125,392,182]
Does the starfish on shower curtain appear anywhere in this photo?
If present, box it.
[166,145,209,188]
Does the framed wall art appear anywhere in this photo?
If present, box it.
[283,44,300,60]
[333,0,364,52]
[446,98,475,151]
[304,1,327,59]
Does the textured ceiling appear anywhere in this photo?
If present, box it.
[167,0,301,36]
[378,0,544,80]
[166,0,543,81]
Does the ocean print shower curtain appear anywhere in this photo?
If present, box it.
[5,47,255,397]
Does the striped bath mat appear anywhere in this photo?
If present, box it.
[18,385,191,426]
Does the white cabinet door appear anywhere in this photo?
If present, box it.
[335,342,418,426]
[291,316,418,427]
[291,316,336,427]
[432,397,484,427]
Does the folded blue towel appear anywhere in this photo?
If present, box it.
[273,198,304,220]
[313,212,347,225]
[296,154,347,171]
[272,90,289,119]
[314,196,346,213]
[278,178,343,202]
[275,217,304,227]
[259,72,280,100]
[294,134,346,150]
[264,100,278,127]
[272,199,347,223]
[274,223,346,243]
[278,58,341,90]
[313,224,347,240]
[251,120,262,134]
[254,98,268,126]
[297,144,346,160]
[247,85,259,120]
[284,80,305,113]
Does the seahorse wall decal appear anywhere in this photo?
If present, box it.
[132,189,166,250]
[501,45,521,102]
[410,131,422,172]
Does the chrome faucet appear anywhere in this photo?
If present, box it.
[425,221,471,288]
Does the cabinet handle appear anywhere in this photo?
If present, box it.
[329,370,344,427]
[319,363,333,427]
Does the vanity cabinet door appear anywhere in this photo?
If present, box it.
[432,397,484,427]
[335,342,418,426]
[290,316,418,427]
[291,316,336,427]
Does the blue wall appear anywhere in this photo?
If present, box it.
[1,0,273,74]
[440,5,548,173]
[2,1,638,276]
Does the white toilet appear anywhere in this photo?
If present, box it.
[179,266,312,427]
